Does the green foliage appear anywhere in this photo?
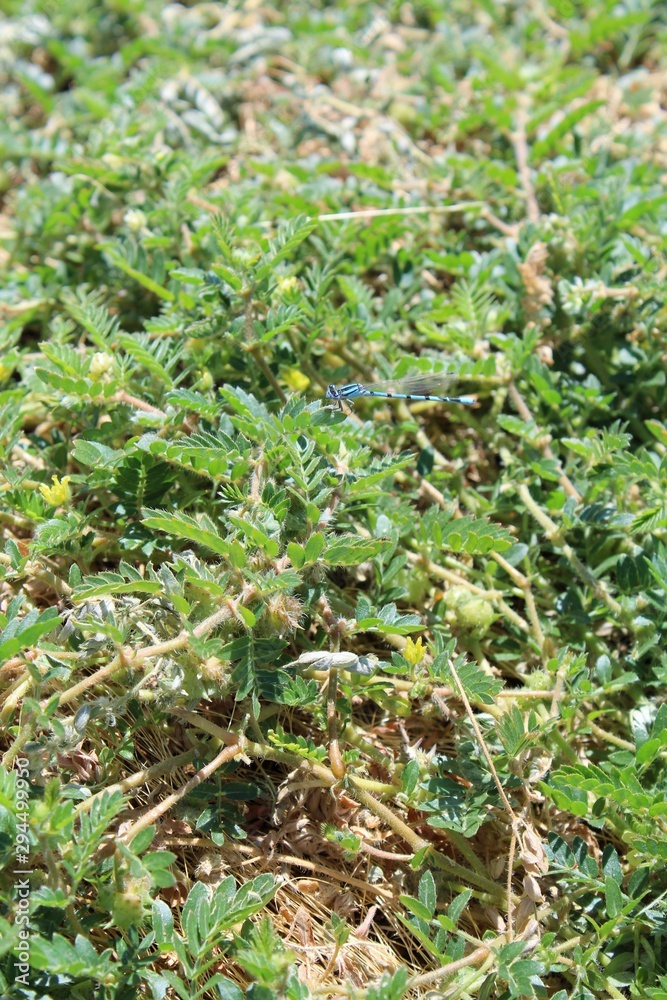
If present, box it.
[398,872,471,967]
[0,600,61,661]
[152,877,278,991]
[3,0,667,996]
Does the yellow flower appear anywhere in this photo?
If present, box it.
[282,367,310,392]
[39,475,72,506]
[403,636,425,666]
[277,275,299,294]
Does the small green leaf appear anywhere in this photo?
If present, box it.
[399,894,433,922]
[636,737,662,767]
[228,540,247,569]
[170,267,206,285]
[532,99,605,158]
[417,870,437,918]
[287,542,305,568]
[128,825,156,853]
[448,889,472,926]
[448,532,462,552]
[210,263,243,290]
[73,574,163,601]
[0,607,61,662]
[306,503,320,523]
[497,414,536,437]
[143,510,230,557]
[605,875,623,918]
[237,606,256,628]
[401,759,420,795]
[73,439,123,468]
[324,536,392,566]
[619,194,667,226]
[98,243,175,301]
[254,216,317,282]
[646,419,667,446]
[229,516,279,557]
[602,846,622,883]
[304,532,325,563]
[530,458,562,482]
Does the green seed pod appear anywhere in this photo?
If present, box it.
[444,586,494,637]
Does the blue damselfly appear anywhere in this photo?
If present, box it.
[325,374,475,411]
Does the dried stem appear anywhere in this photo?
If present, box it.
[517,483,624,620]
[508,383,581,501]
[118,741,243,846]
[512,100,540,224]
[317,201,483,222]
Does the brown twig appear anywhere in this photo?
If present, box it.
[118,741,243,846]
[517,483,624,620]
[512,101,540,224]
[508,383,581,501]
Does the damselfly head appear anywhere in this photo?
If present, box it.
[325,384,337,398]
